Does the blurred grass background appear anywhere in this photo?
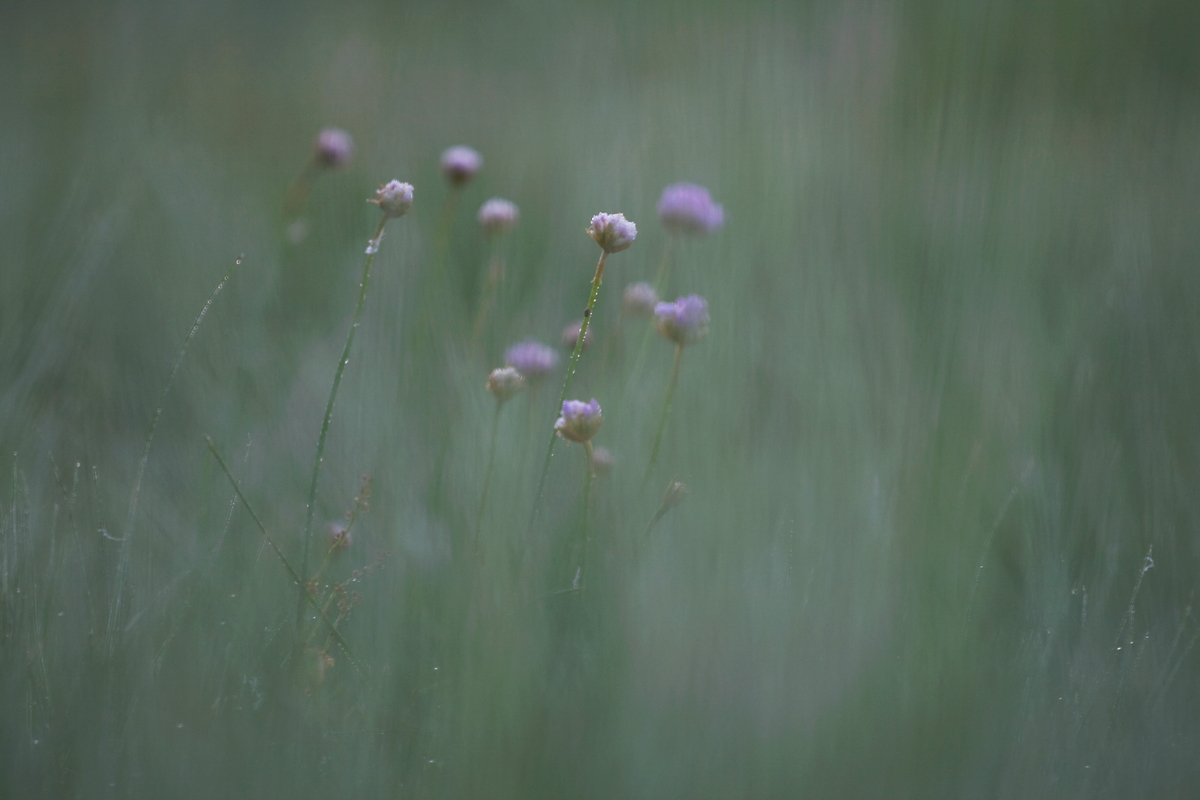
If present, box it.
[3,0,1200,796]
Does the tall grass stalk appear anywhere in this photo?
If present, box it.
[105,255,242,654]
[297,214,388,630]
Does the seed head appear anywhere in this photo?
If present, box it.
[486,366,526,404]
[505,339,559,381]
[554,399,603,443]
[657,183,724,236]
[654,295,710,346]
[477,198,520,236]
[622,281,659,318]
[314,128,354,168]
[440,146,482,186]
[587,212,637,253]
[370,180,414,218]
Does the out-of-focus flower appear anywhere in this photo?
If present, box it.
[505,340,560,381]
[657,183,724,236]
[477,198,520,236]
[486,366,526,403]
[587,212,637,253]
[554,399,603,443]
[654,295,710,346]
[561,319,594,352]
[622,281,659,318]
[590,446,615,476]
[370,180,414,218]
[314,128,354,168]
[326,522,353,552]
[440,146,482,186]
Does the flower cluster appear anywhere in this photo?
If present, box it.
[555,399,603,443]
[657,183,724,237]
[477,198,520,236]
[505,340,559,381]
[441,146,482,186]
[587,212,637,253]
[654,295,710,346]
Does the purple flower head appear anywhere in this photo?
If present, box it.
[314,128,354,168]
[657,183,724,236]
[477,198,520,236]
[622,281,659,318]
[561,319,593,352]
[654,295,710,346]
[587,212,637,253]
[370,180,414,218]
[440,146,482,186]
[555,398,603,443]
[486,366,526,403]
[505,339,560,381]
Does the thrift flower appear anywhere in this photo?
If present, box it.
[561,319,593,352]
[505,340,560,381]
[441,146,482,186]
[555,399,603,443]
[314,128,354,168]
[657,183,724,236]
[477,198,520,236]
[654,295,710,346]
[486,367,526,404]
[622,281,659,318]
[587,212,637,253]
[370,180,414,218]
[590,446,615,476]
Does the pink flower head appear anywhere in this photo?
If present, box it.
[504,339,560,381]
[587,212,637,253]
[477,198,520,236]
[314,128,354,168]
[657,183,724,236]
[554,398,603,443]
[654,295,710,346]
[440,146,482,186]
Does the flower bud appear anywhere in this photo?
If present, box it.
[314,128,354,168]
[486,366,526,403]
[440,146,482,186]
[370,180,414,218]
[477,198,520,236]
[587,212,637,253]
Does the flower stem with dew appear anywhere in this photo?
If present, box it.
[646,343,684,482]
[106,255,242,654]
[472,401,504,560]
[530,251,608,524]
[297,215,387,631]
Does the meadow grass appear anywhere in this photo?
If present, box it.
[3,1,1200,797]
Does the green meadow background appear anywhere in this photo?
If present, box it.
[4,0,1200,796]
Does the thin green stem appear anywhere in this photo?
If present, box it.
[106,255,242,652]
[204,436,365,676]
[472,401,504,560]
[297,215,388,630]
[625,237,676,395]
[646,344,684,482]
[529,250,608,525]
[652,235,677,295]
